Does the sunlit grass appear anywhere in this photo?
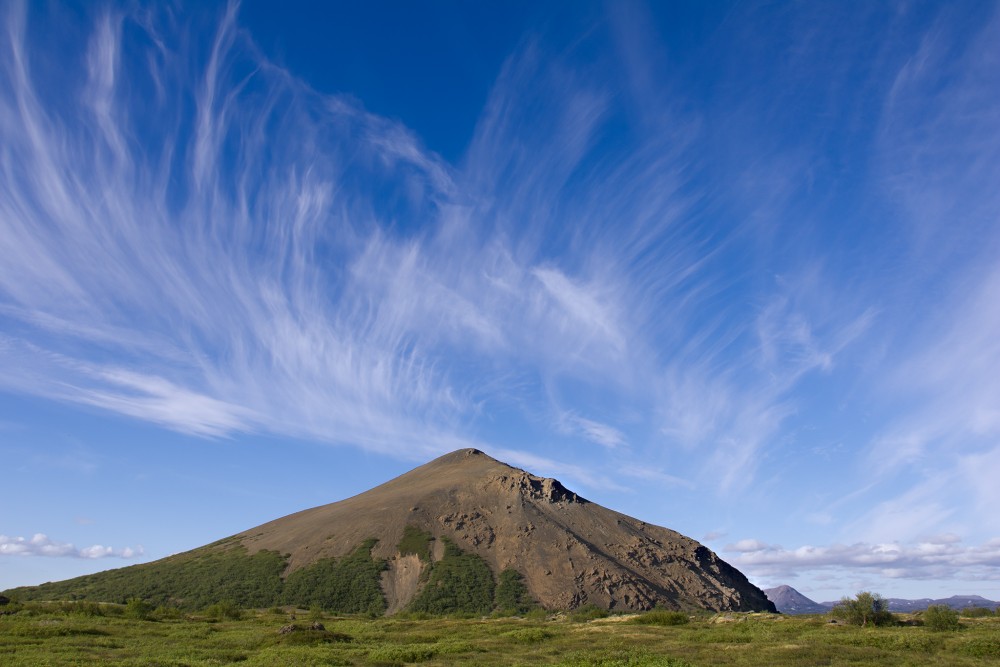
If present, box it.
[2,603,999,666]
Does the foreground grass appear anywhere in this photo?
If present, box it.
[2,604,999,666]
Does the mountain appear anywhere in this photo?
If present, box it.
[763,585,828,614]
[764,585,1000,614]
[884,595,999,612]
[6,448,775,614]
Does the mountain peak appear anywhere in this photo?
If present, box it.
[429,447,489,463]
[232,449,772,612]
[764,585,828,615]
[12,449,774,614]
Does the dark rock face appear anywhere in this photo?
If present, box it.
[239,448,776,613]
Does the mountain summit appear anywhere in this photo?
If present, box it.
[7,449,774,614]
[764,585,829,614]
[238,448,774,612]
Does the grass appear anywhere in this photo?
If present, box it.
[3,604,1000,666]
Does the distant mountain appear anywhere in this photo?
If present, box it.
[764,585,829,614]
[884,595,999,612]
[6,449,776,614]
[762,585,1000,614]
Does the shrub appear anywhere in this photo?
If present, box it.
[61,601,105,616]
[397,526,434,561]
[961,606,993,618]
[923,604,960,631]
[124,597,154,620]
[5,545,287,610]
[570,604,609,621]
[631,609,689,626]
[153,604,183,620]
[204,599,242,621]
[831,591,895,627]
[407,539,494,615]
[525,607,549,620]
[495,569,535,614]
[283,540,387,614]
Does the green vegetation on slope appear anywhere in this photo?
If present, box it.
[283,539,387,614]
[4,539,388,614]
[3,534,537,617]
[408,538,495,615]
[495,568,535,614]
[5,542,286,609]
[397,525,434,561]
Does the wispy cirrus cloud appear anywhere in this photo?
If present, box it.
[0,534,143,559]
[3,0,996,556]
[0,0,886,500]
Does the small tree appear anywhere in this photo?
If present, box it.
[924,604,960,631]
[831,591,894,627]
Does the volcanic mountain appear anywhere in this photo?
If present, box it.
[764,585,829,615]
[7,448,775,614]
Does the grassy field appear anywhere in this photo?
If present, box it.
[2,603,999,666]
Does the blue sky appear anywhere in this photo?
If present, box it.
[1,0,999,603]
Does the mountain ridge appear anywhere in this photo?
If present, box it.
[766,584,1000,615]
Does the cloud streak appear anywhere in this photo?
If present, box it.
[0,534,143,559]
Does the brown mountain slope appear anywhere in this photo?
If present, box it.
[238,448,774,613]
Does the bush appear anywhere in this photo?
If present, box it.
[124,597,154,621]
[61,601,105,616]
[283,540,387,614]
[631,609,689,626]
[961,606,993,618]
[203,599,242,621]
[397,526,434,561]
[495,569,535,614]
[5,545,287,610]
[570,604,609,621]
[831,591,895,627]
[924,605,960,631]
[153,604,183,620]
[407,539,494,615]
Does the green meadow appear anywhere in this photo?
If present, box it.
[2,603,1000,666]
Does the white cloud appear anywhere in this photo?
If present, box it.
[726,536,1000,582]
[532,267,626,356]
[0,534,144,559]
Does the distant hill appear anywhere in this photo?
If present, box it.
[766,584,999,615]
[883,595,1000,613]
[764,585,829,614]
[5,448,775,614]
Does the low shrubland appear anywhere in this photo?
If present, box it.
[5,533,540,617]
[2,602,999,666]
